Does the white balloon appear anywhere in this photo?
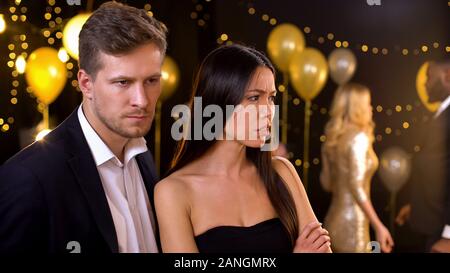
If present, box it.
[328,48,357,85]
[378,147,412,193]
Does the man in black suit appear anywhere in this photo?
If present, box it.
[396,59,450,252]
[0,2,167,253]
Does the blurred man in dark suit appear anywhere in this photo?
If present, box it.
[396,59,450,252]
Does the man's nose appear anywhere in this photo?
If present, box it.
[130,84,149,108]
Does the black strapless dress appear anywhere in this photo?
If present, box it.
[194,218,293,253]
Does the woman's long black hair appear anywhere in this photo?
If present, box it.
[167,44,299,245]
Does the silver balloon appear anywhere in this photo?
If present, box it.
[378,147,411,193]
[328,48,357,85]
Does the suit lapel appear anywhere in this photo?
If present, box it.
[136,151,159,202]
[64,110,119,252]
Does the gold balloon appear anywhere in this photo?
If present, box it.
[160,56,180,101]
[289,48,328,101]
[328,48,357,85]
[267,23,305,73]
[378,147,411,193]
[25,47,67,105]
[416,62,440,112]
[62,13,91,60]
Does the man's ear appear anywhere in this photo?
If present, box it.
[78,69,94,100]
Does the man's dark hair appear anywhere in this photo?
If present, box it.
[79,1,168,78]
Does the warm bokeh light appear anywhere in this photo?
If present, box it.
[160,56,180,101]
[58,48,70,63]
[15,55,26,74]
[62,13,91,60]
[35,129,52,141]
[1,124,10,132]
[0,14,6,33]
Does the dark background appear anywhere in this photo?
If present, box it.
[0,0,449,252]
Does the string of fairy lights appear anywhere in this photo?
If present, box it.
[189,0,212,28]
[0,0,156,135]
[1,0,29,133]
[2,0,68,134]
[283,100,424,168]
[244,0,450,56]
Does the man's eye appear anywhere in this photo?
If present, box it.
[147,78,160,84]
[116,80,128,86]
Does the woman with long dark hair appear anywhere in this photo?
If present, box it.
[154,44,331,253]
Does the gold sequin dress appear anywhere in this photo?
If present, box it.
[321,130,379,253]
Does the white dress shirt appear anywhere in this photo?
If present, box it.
[434,95,450,119]
[433,95,450,239]
[78,105,158,252]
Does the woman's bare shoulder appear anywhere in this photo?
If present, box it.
[271,156,302,192]
[271,156,296,178]
[154,171,192,202]
[155,167,211,201]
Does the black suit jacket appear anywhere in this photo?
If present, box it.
[0,109,160,253]
[409,106,450,237]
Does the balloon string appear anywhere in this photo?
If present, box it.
[43,104,49,130]
[389,192,396,236]
[282,72,289,144]
[303,100,311,191]
[155,100,162,177]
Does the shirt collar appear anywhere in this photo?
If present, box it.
[434,95,450,119]
[77,104,148,167]
[124,137,148,165]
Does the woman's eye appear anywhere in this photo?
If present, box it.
[248,95,259,102]
[269,95,276,102]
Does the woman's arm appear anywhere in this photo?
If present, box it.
[320,147,332,192]
[346,133,394,252]
[154,178,199,253]
[346,133,383,227]
[272,156,317,228]
[272,156,331,253]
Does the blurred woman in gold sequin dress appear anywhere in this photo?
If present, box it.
[320,83,394,253]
